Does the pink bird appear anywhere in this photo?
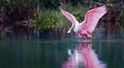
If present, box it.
[60,6,107,38]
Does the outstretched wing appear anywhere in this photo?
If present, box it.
[60,9,79,24]
[80,6,107,33]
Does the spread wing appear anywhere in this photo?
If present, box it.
[60,9,79,24]
[80,6,107,33]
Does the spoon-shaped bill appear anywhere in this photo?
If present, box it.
[67,23,75,33]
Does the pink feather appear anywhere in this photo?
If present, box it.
[80,6,107,33]
[60,6,107,35]
[61,6,106,68]
[60,9,79,24]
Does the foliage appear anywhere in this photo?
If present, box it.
[20,0,39,7]
[119,8,124,28]
[119,8,124,20]
[0,0,89,32]
[40,0,60,9]
[33,10,68,31]
[33,6,89,31]
[0,0,123,33]
[67,6,89,22]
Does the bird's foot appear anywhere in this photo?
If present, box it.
[87,34,92,38]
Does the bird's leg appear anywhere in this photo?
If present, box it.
[82,31,90,39]
[79,31,93,39]
[79,31,88,38]
[86,31,92,38]
[87,33,92,38]
[87,32,94,43]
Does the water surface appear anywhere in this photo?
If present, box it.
[0,32,124,68]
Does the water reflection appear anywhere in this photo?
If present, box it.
[0,35,124,68]
[94,40,124,68]
[63,42,106,68]
[63,44,83,68]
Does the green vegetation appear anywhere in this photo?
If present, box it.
[33,6,89,31]
[33,10,68,31]
[119,8,124,28]
[0,0,124,35]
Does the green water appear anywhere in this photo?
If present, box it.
[0,34,124,68]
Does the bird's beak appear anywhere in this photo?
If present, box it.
[67,24,74,33]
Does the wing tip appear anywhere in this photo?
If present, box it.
[60,8,71,16]
[100,5,107,12]
[87,5,107,15]
[60,8,64,14]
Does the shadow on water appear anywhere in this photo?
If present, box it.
[0,30,124,68]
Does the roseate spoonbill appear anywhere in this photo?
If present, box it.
[60,6,107,38]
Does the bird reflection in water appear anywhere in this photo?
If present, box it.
[63,42,106,68]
